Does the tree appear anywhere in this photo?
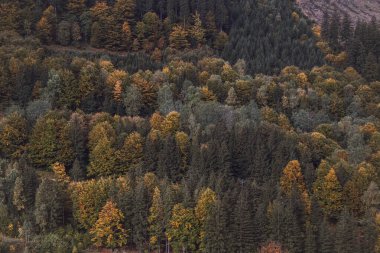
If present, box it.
[0,112,27,159]
[114,0,135,23]
[88,136,117,177]
[280,160,307,195]
[71,178,112,229]
[362,182,380,214]
[214,31,228,51]
[67,0,86,15]
[28,113,66,169]
[195,188,217,252]
[35,179,65,232]
[123,85,143,116]
[318,168,343,218]
[115,132,143,174]
[161,111,181,136]
[169,25,190,49]
[70,158,85,181]
[189,12,205,47]
[166,204,199,253]
[13,177,26,212]
[132,180,149,251]
[52,162,70,185]
[90,200,128,249]
[157,84,175,115]
[57,21,71,46]
[148,187,165,252]
[225,87,239,106]
[36,6,56,44]
[335,208,357,253]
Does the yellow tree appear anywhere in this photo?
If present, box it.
[90,201,128,249]
[148,187,165,251]
[52,162,71,185]
[280,160,310,213]
[318,168,343,218]
[36,6,56,44]
[189,12,205,47]
[115,132,143,173]
[166,204,198,252]
[175,131,190,171]
[169,25,190,49]
[161,111,180,136]
[70,178,112,229]
[280,160,307,195]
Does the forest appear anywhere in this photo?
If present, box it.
[0,0,380,252]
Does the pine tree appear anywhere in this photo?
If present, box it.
[363,53,379,81]
[319,218,334,253]
[70,158,85,181]
[321,10,330,40]
[35,179,65,232]
[340,13,352,46]
[335,208,356,253]
[132,180,149,251]
[232,189,255,253]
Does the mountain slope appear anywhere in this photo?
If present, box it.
[297,0,380,23]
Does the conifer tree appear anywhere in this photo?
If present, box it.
[35,179,64,232]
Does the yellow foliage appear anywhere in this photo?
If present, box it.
[200,86,217,101]
[161,111,180,136]
[52,162,71,184]
[90,201,128,249]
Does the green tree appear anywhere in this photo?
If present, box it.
[0,112,28,159]
[123,85,143,116]
[35,179,65,232]
[115,132,143,174]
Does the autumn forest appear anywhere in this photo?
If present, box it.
[0,0,380,252]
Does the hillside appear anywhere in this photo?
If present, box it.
[297,0,380,23]
[0,0,380,252]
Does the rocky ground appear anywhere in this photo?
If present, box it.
[297,0,380,23]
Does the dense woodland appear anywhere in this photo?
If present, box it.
[0,0,380,252]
